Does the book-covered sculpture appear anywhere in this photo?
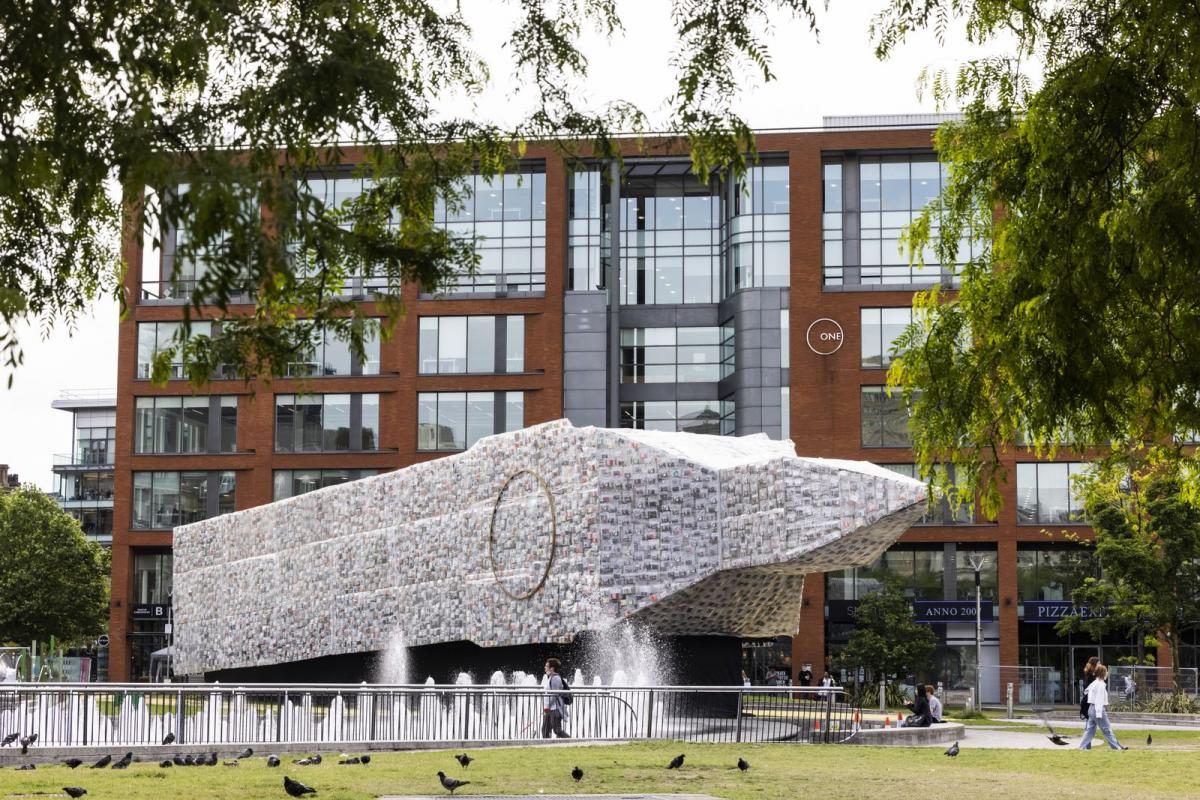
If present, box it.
[172,419,926,676]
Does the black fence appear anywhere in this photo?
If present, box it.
[0,684,859,747]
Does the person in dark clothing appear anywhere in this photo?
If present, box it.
[1079,656,1099,720]
[799,664,813,687]
[541,658,570,739]
[902,683,933,728]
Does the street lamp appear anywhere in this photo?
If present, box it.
[968,555,988,710]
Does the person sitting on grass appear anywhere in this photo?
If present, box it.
[901,683,933,728]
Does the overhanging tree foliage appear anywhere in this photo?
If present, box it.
[869,1,1200,512]
[0,487,109,646]
[836,581,936,692]
[1056,455,1200,687]
[0,0,816,386]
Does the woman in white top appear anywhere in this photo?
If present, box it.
[1077,664,1127,750]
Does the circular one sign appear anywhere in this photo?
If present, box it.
[805,318,845,355]
[96,634,109,648]
[488,469,558,601]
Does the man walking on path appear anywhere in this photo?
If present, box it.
[542,658,571,739]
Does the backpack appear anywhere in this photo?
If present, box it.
[559,676,573,706]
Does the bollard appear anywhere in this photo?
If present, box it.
[884,715,891,728]
[1006,682,1014,719]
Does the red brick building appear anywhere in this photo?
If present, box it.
[110,115,1169,695]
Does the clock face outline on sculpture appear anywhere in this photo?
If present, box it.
[488,468,558,601]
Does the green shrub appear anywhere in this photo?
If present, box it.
[1140,692,1200,714]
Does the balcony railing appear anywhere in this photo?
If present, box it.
[53,453,115,468]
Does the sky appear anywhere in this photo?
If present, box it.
[0,1,1005,491]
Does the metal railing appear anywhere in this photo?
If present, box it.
[978,665,1058,710]
[1108,666,1200,710]
[0,684,859,748]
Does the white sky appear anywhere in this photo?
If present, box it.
[0,1,1002,491]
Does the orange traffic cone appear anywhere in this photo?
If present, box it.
[884,715,891,728]
[814,719,821,732]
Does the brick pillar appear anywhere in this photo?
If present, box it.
[793,574,827,684]
[997,538,1019,667]
[107,544,131,681]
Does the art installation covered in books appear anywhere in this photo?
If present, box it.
[172,419,926,683]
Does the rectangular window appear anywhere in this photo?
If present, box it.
[619,399,733,436]
[135,321,213,380]
[567,168,606,292]
[724,161,790,295]
[132,553,173,605]
[882,463,974,525]
[954,547,998,603]
[274,394,381,452]
[131,471,236,529]
[781,386,790,440]
[621,164,721,304]
[620,327,721,383]
[286,322,380,377]
[434,167,547,294]
[780,309,789,369]
[860,386,914,447]
[418,316,524,374]
[824,154,982,288]
[416,391,524,451]
[1015,546,1097,603]
[1016,462,1089,524]
[860,307,913,368]
[134,396,237,454]
[272,468,379,501]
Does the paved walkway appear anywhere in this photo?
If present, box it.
[927,722,1198,749]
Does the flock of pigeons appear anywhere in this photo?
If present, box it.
[2,731,374,797]
[3,730,753,797]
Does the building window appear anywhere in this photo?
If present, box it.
[134,396,237,454]
[71,508,113,541]
[1016,462,1089,524]
[435,168,547,294]
[883,464,974,525]
[861,307,913,368]
[822,163,843,285]
[275,393,380,452]
[418,316,525,374]
[133,553,173,605]
[780,309,789,369]
[417,391,524,452]
[131,470,236,529]
[823,155,983,288]
[724,162,790,294]
[72,410,116,466]
[1016,546,1097,603]
[619,327,721,383]
[860,385,913,447]
[826,545,945,601]
[285,323,380,377]
[619,399,734,436]
[135,321,213,380]
[57,471,113,503]
[620,164,720,305]
[567,168,607,291]
[272,469,379,501]
[781,386,790,440]
[149,183,255,302]
[721,324,737,378]
[292,173,399,297]
[954,546,999,603]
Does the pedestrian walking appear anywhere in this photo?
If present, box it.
[1078,664,1127,751]
[541,658,571,739]
[1079,656,1099,719]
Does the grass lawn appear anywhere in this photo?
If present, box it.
[4,740,1200,799]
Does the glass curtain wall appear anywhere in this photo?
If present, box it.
[724,162,790,294]
[619,164,720,305]
[567,168,608,291]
